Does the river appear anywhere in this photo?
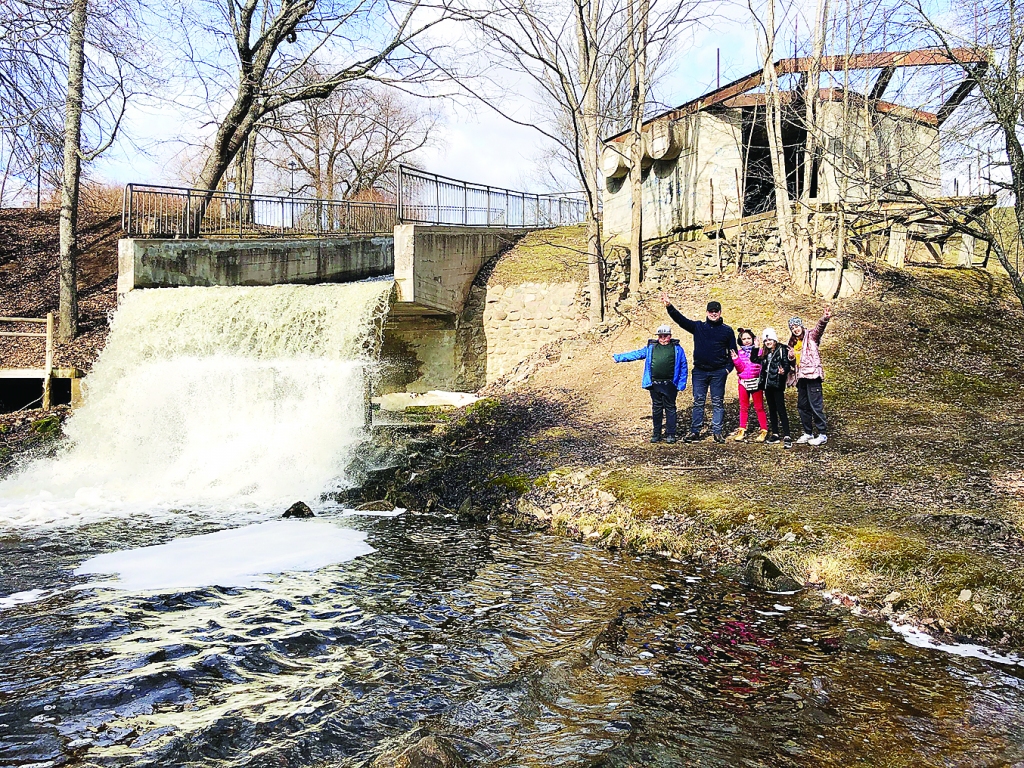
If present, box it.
[2,509,1023,767]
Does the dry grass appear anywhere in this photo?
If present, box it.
[488,245,1024,645]
[487,225,589,285]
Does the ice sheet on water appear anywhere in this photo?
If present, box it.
[890,623,1024,667]
[74,520,374,592]
[0,588,51,609]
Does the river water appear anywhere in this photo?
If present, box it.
[2,510,1024,767]
[1,282,1023,766]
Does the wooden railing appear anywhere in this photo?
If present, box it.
[0,313,54,409]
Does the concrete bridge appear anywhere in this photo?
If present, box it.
[118,166,585,318]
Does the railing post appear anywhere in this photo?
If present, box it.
[397,166,404,223]
[42,312,53,410]
[122,184,131,236]
[435,173,442,224]
[463,182,467,226]
[486,187,491,226]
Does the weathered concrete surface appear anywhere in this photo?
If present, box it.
[379,281,585,394]
[392,225,522,316]
[603,102,940,243]
[117,236,394,292]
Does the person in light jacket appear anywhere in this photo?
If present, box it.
[613,325,689,443]
[788,307,833,446]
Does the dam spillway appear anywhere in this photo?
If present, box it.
[0,281,391,527]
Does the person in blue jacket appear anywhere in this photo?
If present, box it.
[613,325,689,443]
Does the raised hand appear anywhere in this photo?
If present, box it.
[823,305,833,320]
[660,292,671,307]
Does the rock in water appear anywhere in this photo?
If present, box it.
[371,735,468,768]
[282,501,314,519]
[742,551,802,592]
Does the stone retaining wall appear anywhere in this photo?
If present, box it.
[458,281,585,388]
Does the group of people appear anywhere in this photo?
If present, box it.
[613,292,832,448]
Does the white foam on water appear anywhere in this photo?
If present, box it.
[891,623,1024,667]
[372,390,480,412]
[75,520,374,591]
[0,282,392,528]
[0,588,52,609]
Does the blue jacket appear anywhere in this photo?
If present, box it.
[613,339,689,390]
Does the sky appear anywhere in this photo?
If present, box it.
[83,5,764,197]
[28,0,998,202]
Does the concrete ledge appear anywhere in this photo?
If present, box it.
[118,236,394,292]
[393,225,522,315]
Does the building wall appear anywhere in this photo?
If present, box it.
[603,111,744,244]
[815,102,940,204]
[603,102,941,245]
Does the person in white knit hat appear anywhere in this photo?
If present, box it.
[749,327,795,448]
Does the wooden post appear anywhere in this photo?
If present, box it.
[834,206,847,299]
[709,178,714,224]
[734,168,744,273]
[42,312,53,410]
[958,234,976,267]
[887,223,907,268]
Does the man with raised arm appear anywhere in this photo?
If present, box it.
[660,292,737,444]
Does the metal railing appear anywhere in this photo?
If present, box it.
[122,184,398,239]
[397,165,587,227]
[122,172,587,239]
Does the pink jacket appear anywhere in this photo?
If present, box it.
[732,347,762,381]
[789,315,830,382]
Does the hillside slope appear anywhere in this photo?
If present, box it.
[389,257,1024,647]
[0,208,120,371]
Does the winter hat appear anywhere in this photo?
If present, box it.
[656,325,672,335]
[707,300,722,313]
[762,326,779,342]
[788,316,804,328]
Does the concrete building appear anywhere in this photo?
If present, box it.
[602,48,987,243]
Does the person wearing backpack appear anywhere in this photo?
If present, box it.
[613,325,689,443]
[729,328,769,442]
[750,327,794,448]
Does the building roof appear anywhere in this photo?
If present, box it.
[606,47,989,142]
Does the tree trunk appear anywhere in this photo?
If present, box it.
[799,0,828,291]
[577,0,603,325]
[626,0,648,297]
[58,0,87,344]
[762,37,803,288]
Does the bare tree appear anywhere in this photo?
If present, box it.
[899,0,1024,307]
[170,0,446,202]
[750,0,808,289]
[626,0,648,296]
[267,75,434,200]
[2,0,143,340]
[452,0,612,323]
[58,0,87,343]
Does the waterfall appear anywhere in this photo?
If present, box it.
[0,281,392,528]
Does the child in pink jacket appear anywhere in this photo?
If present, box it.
[729,328,769,442]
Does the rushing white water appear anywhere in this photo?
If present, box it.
[0,281,391,528]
